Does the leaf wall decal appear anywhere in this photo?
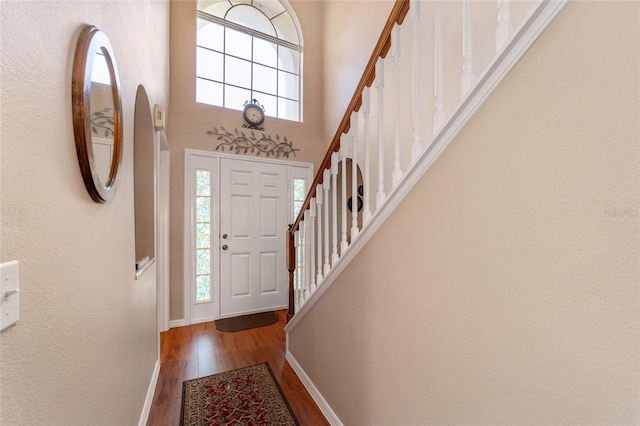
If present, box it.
[206,126,301,158]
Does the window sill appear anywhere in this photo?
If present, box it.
[135,258,156,280]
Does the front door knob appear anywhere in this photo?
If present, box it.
[222,244,229,250]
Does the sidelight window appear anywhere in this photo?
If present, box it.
[195,170,212,302]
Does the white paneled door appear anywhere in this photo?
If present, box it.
[219,158,288,317]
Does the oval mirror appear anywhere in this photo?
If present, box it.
[72,25,123,203]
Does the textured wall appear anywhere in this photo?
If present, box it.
[0,1,169,424]
[321,0,394,141]
[289,1,640,424]
[168,0,326,321]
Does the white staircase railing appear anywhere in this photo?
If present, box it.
[288,0,567,319]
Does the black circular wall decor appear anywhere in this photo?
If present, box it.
[348,195,363,213]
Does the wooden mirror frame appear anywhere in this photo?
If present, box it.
[72,25,123,203]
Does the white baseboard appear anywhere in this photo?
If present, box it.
[138,359,160,426]
[286,351,343,426]
[169,317,212,328]
[169,318,187,328]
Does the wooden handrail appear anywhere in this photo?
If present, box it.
[288,0,409,317]
[290,0,409,234]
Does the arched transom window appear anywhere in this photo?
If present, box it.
[196,0,303,122]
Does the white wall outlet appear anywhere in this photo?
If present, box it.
[1,260,20,331]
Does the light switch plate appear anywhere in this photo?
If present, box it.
[1,260,20,331]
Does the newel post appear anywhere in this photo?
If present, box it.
[287,224,296,320]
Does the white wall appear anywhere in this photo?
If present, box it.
[0,1,169,424]
[289,1,639,424]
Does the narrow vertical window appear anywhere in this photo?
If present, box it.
[195,170,212,302]
[293,177,306,218]
[293,177,306,279]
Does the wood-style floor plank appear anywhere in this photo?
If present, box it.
[147,310,329,426]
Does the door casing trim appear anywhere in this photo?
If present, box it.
[182,149,313,326]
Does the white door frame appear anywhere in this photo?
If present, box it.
[183,148,312,325]
[157,132,170,334]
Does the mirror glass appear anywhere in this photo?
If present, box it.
[90,48,115,186]
[72,25,122,203]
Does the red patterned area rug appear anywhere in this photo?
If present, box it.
[181,362,299,425]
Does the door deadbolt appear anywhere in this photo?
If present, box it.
[222,233,228,239]
[222,244,229,250]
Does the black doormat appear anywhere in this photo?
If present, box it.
[215,311,279,332]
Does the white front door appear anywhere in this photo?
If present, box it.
[219,158,288,317]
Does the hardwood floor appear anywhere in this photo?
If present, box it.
[147,310,329,425]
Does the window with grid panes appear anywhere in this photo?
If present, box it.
[196,0,302,122]
[293,177,306,279]
[293,177,306,219]
[195,170,212,302]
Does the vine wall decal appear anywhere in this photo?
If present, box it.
[206,126,300,158]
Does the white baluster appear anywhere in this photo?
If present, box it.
[298,226,305,307]
[308,198,317,292]
[294,228,300,311]
[350,112,360,240]
[433,0,447,133]
[410,0,423,163]
[300,225,306,305]
[340,135,349,254]
[496,0,514,51]
[323,169,331,276]
[330,152,339,265]
[391,25,403,188]
[303,210,311,301]
[361,86,372,225]
[461,0,477,96]
[298,228,305,309]
[375,59,386,209]
[315,184,323,285]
